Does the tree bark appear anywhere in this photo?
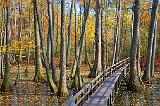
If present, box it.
[101,0,106,71]
[58,0,68,97]
[129,0,141,91]
[112,0,121,65]
[33,0,57,92]
[142,0,159,81]
[89,0,101,78]
[74,0,77,57]
[1,0,11,91]
[66,0,74,66]
[71,0,91,90]
[0,7,4,79]
[33,0,44,82]
[150,17,157,77]
[71,0,90,78]
[47,0,57,85]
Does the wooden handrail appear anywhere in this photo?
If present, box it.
[68,58,130,106]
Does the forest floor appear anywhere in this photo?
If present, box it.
[113,70,160,106]
[0,63,92,106]
[0,58,160,106]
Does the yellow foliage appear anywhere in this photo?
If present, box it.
[86,17,95,42]
[142,1,151,9]
[141,10,151,24]
[106,16,116,28]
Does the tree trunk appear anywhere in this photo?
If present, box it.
[33,0,44,82]
[55,2,59,54]
[74,0,77,58]
[71,61,83,91]
[150,18,157,77]
[25,8,32,76]
[33,0,57,92]
[0,7,4,79]
[142,0,159,81]
[88,0,101,78]
[105,0,109,68]
[47,0,58,85]
[112,0,121,65]
[1,0,11,91]
[18,0,23,62]
[129,0,141,91]
[58,0,68,97]
[46,32,51,63]
[66,0,74,66]
[71,0,90,78]
[101,0,106,71]
[136,38,141,82]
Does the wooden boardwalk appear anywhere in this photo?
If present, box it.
[84,66,127,106]
[68,58,130,106]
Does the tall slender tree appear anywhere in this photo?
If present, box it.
[33,0,57,92]
[142,0,159,81]
[112,0,121,65]
[33,0,44,82]
[71,0,90,78]
[150,19,157,77]
[71,0,87,91]
[58,0,68,97]
[129,0,141,91]
[47,0,57,84]
[89,0,102,78]
[0,6,4,79]
[66,0,74,66]
[101,0,106,70]
[74,0,77,57]
[1,0,11,91]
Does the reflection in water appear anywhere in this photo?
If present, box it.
[113,72,160,106]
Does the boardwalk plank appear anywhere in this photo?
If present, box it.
[84,71,122,106]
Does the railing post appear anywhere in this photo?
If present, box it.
[91,83,93,95]
[110,67,112,76]
[103,72,105,81]
[87,88,89,100]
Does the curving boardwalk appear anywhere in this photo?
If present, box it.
[68,58,130,106]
